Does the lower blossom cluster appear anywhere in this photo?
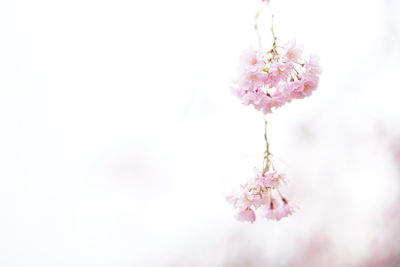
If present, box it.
[232,40,322,114]
[227,168,295,223]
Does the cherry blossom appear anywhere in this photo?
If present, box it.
[227,0,320,224]
[227,168,295,222]
[236,208,256,223]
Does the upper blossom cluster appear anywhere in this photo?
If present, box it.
[232,40,322,114]
[226,169,295,223]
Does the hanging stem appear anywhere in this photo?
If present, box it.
[268,3,277,49]
[263,116,272,172]
[265,1,278,58]
[256,1,276,173]
[254,1,277,53]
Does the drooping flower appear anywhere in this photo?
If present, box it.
[283,39,303,63]
[236,71,265,91]
[262,197,295,221]
[257,170,286,188]
[236,207,256,223]
[240,48,265,73]
[261,196,282,220]
[305,54,323,75]
[278,198,295,219]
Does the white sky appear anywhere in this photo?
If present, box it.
[0,0,399,266]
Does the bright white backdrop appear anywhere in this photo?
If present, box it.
[0,0,399,266]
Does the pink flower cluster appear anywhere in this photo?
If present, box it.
[232,40,322,114]
[227,168,295,223]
